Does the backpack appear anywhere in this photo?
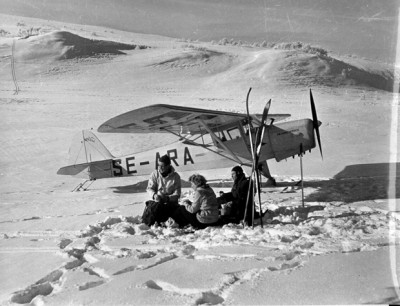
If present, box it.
[141,200,169,226]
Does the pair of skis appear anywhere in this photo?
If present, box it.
[243,88,271,228]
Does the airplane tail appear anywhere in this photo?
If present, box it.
[68,130,114,164]
[57,130,115,179]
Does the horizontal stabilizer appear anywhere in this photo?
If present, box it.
[57,159,114,179]
[57,164,89,177]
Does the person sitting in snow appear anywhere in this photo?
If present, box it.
[171,173,219,229]
[144,154,181,224]
[217,165,262,226]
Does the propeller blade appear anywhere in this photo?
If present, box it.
[263,99,271,125]
[310,89,323,159]
[255,99,271,157]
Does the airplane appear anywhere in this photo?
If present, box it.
[57,89,322,191]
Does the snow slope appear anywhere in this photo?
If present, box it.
[0,14,399,305]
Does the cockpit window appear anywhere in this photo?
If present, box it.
[226,127,241,140]
[216,131,227,142]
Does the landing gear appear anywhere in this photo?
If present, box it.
[72,179,96,192]
[266,177,277,187]
[258,161,277,186]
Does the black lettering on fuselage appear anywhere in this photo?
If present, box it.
[167,149,178,166]
[112,159,123,176]
[126,157,137,174]
[155,152,161,169]
[184,147,194,165]
[154,147,195,169]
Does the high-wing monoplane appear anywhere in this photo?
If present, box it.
[58,90,322,191]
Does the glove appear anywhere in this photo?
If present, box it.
[155,193,169,203]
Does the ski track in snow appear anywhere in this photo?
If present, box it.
[6,199,398,304]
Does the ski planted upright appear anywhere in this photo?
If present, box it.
[244,88,255,227]
[243,88,270,228]
[251,100,270,228]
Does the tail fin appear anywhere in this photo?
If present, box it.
[57,130,114,179]
[68,130,114,165]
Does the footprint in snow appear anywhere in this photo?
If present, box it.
[78,280,106,291]
[10,269,64,304]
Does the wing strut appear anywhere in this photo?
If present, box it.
[196,120,245,165]
[162,127,250,166]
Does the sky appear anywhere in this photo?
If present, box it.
[1,0,399,62]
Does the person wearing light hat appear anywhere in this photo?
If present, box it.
[145,154,181,222]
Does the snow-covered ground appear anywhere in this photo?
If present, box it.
[0,12,399,305]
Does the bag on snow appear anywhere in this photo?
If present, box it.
[141,200,169,226]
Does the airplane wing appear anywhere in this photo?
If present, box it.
[97,104,290,134]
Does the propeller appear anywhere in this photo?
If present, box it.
[310,89,323,159]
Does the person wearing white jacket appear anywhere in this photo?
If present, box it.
[146,154,181,205]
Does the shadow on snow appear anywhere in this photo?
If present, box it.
[110,162,400,206]
[304,162,400,204]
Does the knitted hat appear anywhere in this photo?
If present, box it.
[231,165,243,174]
[159,154,171,165]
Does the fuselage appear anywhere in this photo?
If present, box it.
[58,118,317,180]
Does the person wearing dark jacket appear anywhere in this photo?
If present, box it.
[218,165,259,225]
[171,174,219,229]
